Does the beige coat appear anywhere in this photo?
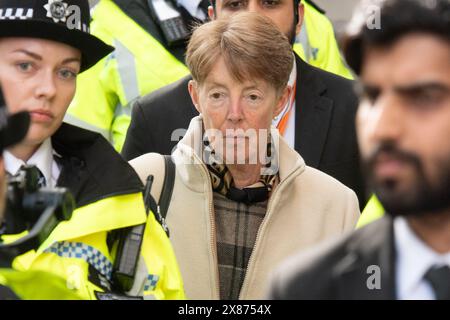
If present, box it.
[130,116,360,299]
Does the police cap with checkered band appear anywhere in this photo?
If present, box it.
[0,0,114,72]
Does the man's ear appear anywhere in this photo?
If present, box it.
[296,3,305,36]
[208,5,215,20]
[274,86,292,118]
[188,80,202,113]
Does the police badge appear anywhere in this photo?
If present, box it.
[43,0,69,23]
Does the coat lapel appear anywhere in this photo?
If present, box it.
[294,55,333,169]
[334,217,397,299]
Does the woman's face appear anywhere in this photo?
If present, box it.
[189,57,290,166]
[0,37,81,147]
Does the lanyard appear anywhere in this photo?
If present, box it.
[276,80,297,136]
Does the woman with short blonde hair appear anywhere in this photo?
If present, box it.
[131,12,360,300]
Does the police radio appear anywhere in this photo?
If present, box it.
[147,0,190,47]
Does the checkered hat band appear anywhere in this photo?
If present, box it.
[0,1,91,32]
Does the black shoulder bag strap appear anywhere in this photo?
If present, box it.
[157,155,176,233]
[142,155,175,236]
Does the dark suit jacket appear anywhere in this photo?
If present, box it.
[122,54,366,207]
[267,216,397,300]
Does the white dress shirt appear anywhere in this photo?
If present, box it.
[394,216,450,300]
[272,59,297,149]
[177,0,206,21]
[4,138,61,188]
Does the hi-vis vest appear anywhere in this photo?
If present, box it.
[0,269,83,300]
[293,1,354,80]
[67,0,353,153]
[1,193,185,300]
[357,195,385,228]
[66,0,190,152]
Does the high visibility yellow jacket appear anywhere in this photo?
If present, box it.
[0,269,83,300]
[357,195,385,228]
[67,0,190,151]
[1,123,185,300]
[67,0,352,153]
[294,1,354,80]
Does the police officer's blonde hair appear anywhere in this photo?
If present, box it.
[186,12,293,95]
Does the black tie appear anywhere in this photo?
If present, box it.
[23,165,47,188]
[36,168,46,188]
[9,165,47,188]
[424,265,450,300]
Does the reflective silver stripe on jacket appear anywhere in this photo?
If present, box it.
[63,114,112,141]
[298,23,311,62]
[114,40,140,104]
